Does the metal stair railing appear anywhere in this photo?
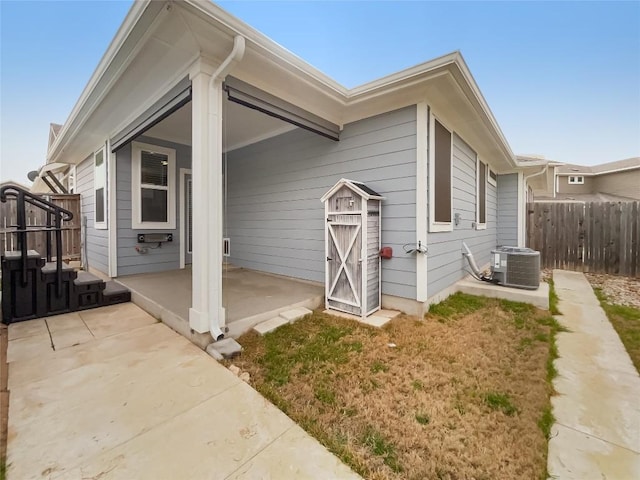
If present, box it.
[0,184,74,296]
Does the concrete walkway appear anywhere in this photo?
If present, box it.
[6,303,360,479]
[549,270,640,479]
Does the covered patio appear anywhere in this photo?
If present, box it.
[116,266,323,343]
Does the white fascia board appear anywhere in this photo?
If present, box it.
[182,0,347,96]
[51,0,516,175]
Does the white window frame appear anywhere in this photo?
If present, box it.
[94,145,107,229]
[487,167,497,187]
[428,111,453,233]
[476,157,487,230]
[568,175,584,185]
[131,141,176,230]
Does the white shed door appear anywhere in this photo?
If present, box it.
[326,215,362,316]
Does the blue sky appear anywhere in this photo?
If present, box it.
[1,1,639,184]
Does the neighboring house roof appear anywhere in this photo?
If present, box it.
[556,157,640,176]
[516,155,563,197]
[47,0,522,173]
[535,192,637,203]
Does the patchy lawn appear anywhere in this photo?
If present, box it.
[232,294,561,480]
[593,288,640,373]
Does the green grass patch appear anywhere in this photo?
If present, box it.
[361,427,402,472]
[484,392,518,416]
[548,277,560,315]
[428,292,489,319]
[314,385,336,405]
[259,321,361,385]
[538,405,555,439]
[370,360,389,373]
[415,413,431,425]
[411,379,425,391]
[594,288,640,373]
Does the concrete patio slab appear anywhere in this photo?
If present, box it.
[7,333,53,363]
[6,303,360,480]
[549,270,640,479]
[456,278,549,309]
[45,312,85,332]
[116,267,323,341]
[80,302,157,338]
[226,423,361,480]
[48,324,94,350]
[7,318,48,341]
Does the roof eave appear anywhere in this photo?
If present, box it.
[47,0,154,163]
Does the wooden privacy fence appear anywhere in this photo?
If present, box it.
[527,201,640,277]
[0,193,81,261]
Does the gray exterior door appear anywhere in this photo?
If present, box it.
[184,173,192,265]
[326,214,362,316]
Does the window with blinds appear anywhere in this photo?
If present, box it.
[132,142,176,229]
[477,160,487,227]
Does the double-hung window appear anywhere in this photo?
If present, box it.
[131,142,176,229]
[429,115,453,232]
[476,159,487,229]
[568,175,584,184]
[94,147,107,229]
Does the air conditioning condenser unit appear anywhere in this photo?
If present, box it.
[490,246,540,290]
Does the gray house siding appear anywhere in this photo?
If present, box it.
[115,135,191,276]
[76,155,109,274]
[426,134,498,299]
[226,106,417,299]
[497,173,518,246]
[594,170,640,200]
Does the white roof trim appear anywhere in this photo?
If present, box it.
[48,0,519,170]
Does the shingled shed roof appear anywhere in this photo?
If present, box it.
[320,178,385,203]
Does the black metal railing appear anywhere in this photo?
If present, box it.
[0,184,74,296]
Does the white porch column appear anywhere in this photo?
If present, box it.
[188,60,225,336]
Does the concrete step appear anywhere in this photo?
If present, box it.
[253,316,289,336]
[279,307,312,323]
[252,307,313,336]
[208,338,242,359]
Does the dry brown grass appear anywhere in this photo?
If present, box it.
[232,294,556,480]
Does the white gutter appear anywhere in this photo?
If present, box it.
[207,35,245,341]
[524,164,549,184]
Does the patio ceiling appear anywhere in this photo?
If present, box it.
[144,97,295,151]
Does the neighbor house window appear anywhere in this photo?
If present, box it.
[131,142,176,229]
[94,147,107,229]
[429,114,452,232]
[568,175,584,184]
[476,159,487,229]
